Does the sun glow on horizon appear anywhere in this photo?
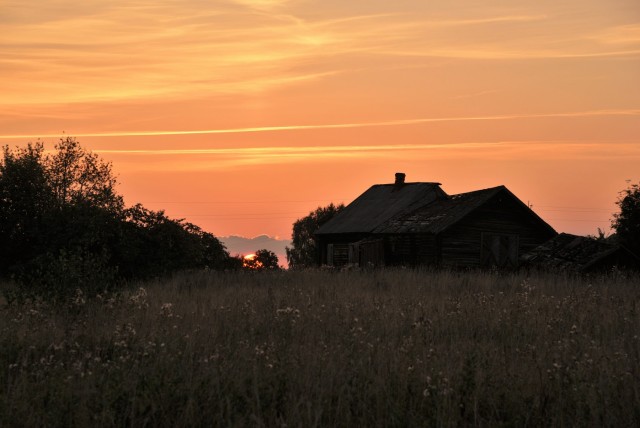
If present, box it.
[243,253,265,269]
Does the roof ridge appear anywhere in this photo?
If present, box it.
[372,182,442,187]
[449,185,504,198]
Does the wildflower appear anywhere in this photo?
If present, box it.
[129,287,148,308]
[276,307,301,318]
[160,303,174,318]
[72,288,86,306]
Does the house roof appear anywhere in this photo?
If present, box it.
[315,182,446,235]
[521,233,640,272]
[374,186,504,234]
[317,182,557,237]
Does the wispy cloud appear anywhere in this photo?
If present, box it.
[424,15,548,27]
[0,2,416,105]
[591,24,640,45]
[94,140,636,156]
[90,140,640,171]
[2,1,635,108]
[229,0,294,11]
[381,48,640,60]
[2,108,638,140]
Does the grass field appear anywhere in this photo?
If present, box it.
[1,269,639,427]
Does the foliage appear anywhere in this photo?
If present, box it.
[1,269,639,426]
[47,137,123,212]
[118,204,229,278]
[0,143,53,273]
[226,254,245,271]
[244,249,280,271]
[10,249,118,303]
[286,203,344,268]
[612,182,640,254]
[0,138,232,300]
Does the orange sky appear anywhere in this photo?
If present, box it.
[2,0,639,245]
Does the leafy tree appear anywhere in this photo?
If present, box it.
[255,249,280,270]
[226,254,245,271]
[119,204,230,277]
[0,138,233,300]
[612,181,640,254]
[0,143,54,272]
[244,249,280,271]
[190,225,232,271]
[47,137,123,212]
[286,203,344,269]
[0,139,125,299]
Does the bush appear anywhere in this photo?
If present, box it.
[11,249,118,303]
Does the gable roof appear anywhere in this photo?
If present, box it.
[374,186,502,234]
[375,186,556,235]
[521,233,640,272]
[315,182,446,235]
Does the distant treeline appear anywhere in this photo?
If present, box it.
[0,138,241,300]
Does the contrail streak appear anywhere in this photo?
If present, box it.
[1,109,639,140]
[93,141,616,156]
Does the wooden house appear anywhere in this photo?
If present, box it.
[521,233,640,272]
[315,173,557,268]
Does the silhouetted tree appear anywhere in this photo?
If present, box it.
[256,249,280,270]
[0,143,55,274]
[286,203,344,269]
[116,204,230,277]
[612,181,640,255]
[226,255,245,270]
[48,137,123,212]
[0,139,124,298]
[0,138,232,300]
[244,249,280,271]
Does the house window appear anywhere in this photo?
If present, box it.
[327,244,334,266]
[481,233,519,267]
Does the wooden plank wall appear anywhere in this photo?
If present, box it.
[416,234,438,265]
[440,195,555,267]
[318,233,366,266]
[386,235,414,265]
[359,240,385,267]
[383,234,438,266]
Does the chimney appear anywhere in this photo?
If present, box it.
[395,172,406,185]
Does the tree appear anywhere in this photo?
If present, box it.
[0,139,125,297]
[243,249,280,271]
[612,181,640,254]
[118,204,230,277]
[286,203,344,269]
[0,138,124,265]
[0,138,233,300]
[0,143,54,272]
[48,137,123,213]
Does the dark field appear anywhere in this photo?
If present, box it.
[1,269,639,427]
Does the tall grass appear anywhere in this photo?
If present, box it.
[1,269,639,427]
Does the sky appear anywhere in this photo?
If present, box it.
[1,0,639,260]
